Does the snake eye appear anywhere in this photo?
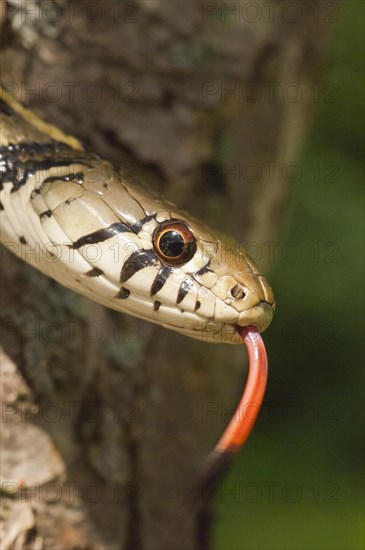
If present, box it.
[153,220,196,266]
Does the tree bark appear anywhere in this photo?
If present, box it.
[0,1,332,549]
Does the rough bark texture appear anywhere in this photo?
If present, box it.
[0,1,332,549]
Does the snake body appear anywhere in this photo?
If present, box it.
[0,87,275,344]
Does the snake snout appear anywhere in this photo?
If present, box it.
[229,274,275,332]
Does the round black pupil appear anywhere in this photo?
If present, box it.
[159,230,185,258]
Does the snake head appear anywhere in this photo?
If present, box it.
[141,210,275,344]
[26,164,274,344]
[97,178,275,344]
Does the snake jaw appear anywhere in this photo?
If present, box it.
[236,300,275,333]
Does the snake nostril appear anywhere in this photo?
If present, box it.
[230,284,247,300]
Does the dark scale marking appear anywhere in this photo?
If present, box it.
[0,141,75,160]
[19,236,27,245]
[86,267,104,277]
[177,278,193,304]
[196,261,212,276]
[130,214,156,234]
[150,265,173,297]
[70,222,133,249]
[153,300,161,312]
[0,140,96,192]
[116,287,130,299]
[40,209,52,218]
[6,160,87,193]
[0,201,3,210]
[195,300,201,311]
[43,172,85,185]
[120,250,160,283]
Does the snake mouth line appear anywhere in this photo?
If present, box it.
[234,300,275,334]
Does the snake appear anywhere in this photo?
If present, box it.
[0,86,276,529]
[0,85,275,345]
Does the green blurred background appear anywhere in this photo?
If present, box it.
[214,3,364,549]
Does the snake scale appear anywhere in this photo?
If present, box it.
[0,86,275,343]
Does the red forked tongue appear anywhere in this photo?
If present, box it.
[215,325,268,454]
[199,325,268,484]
